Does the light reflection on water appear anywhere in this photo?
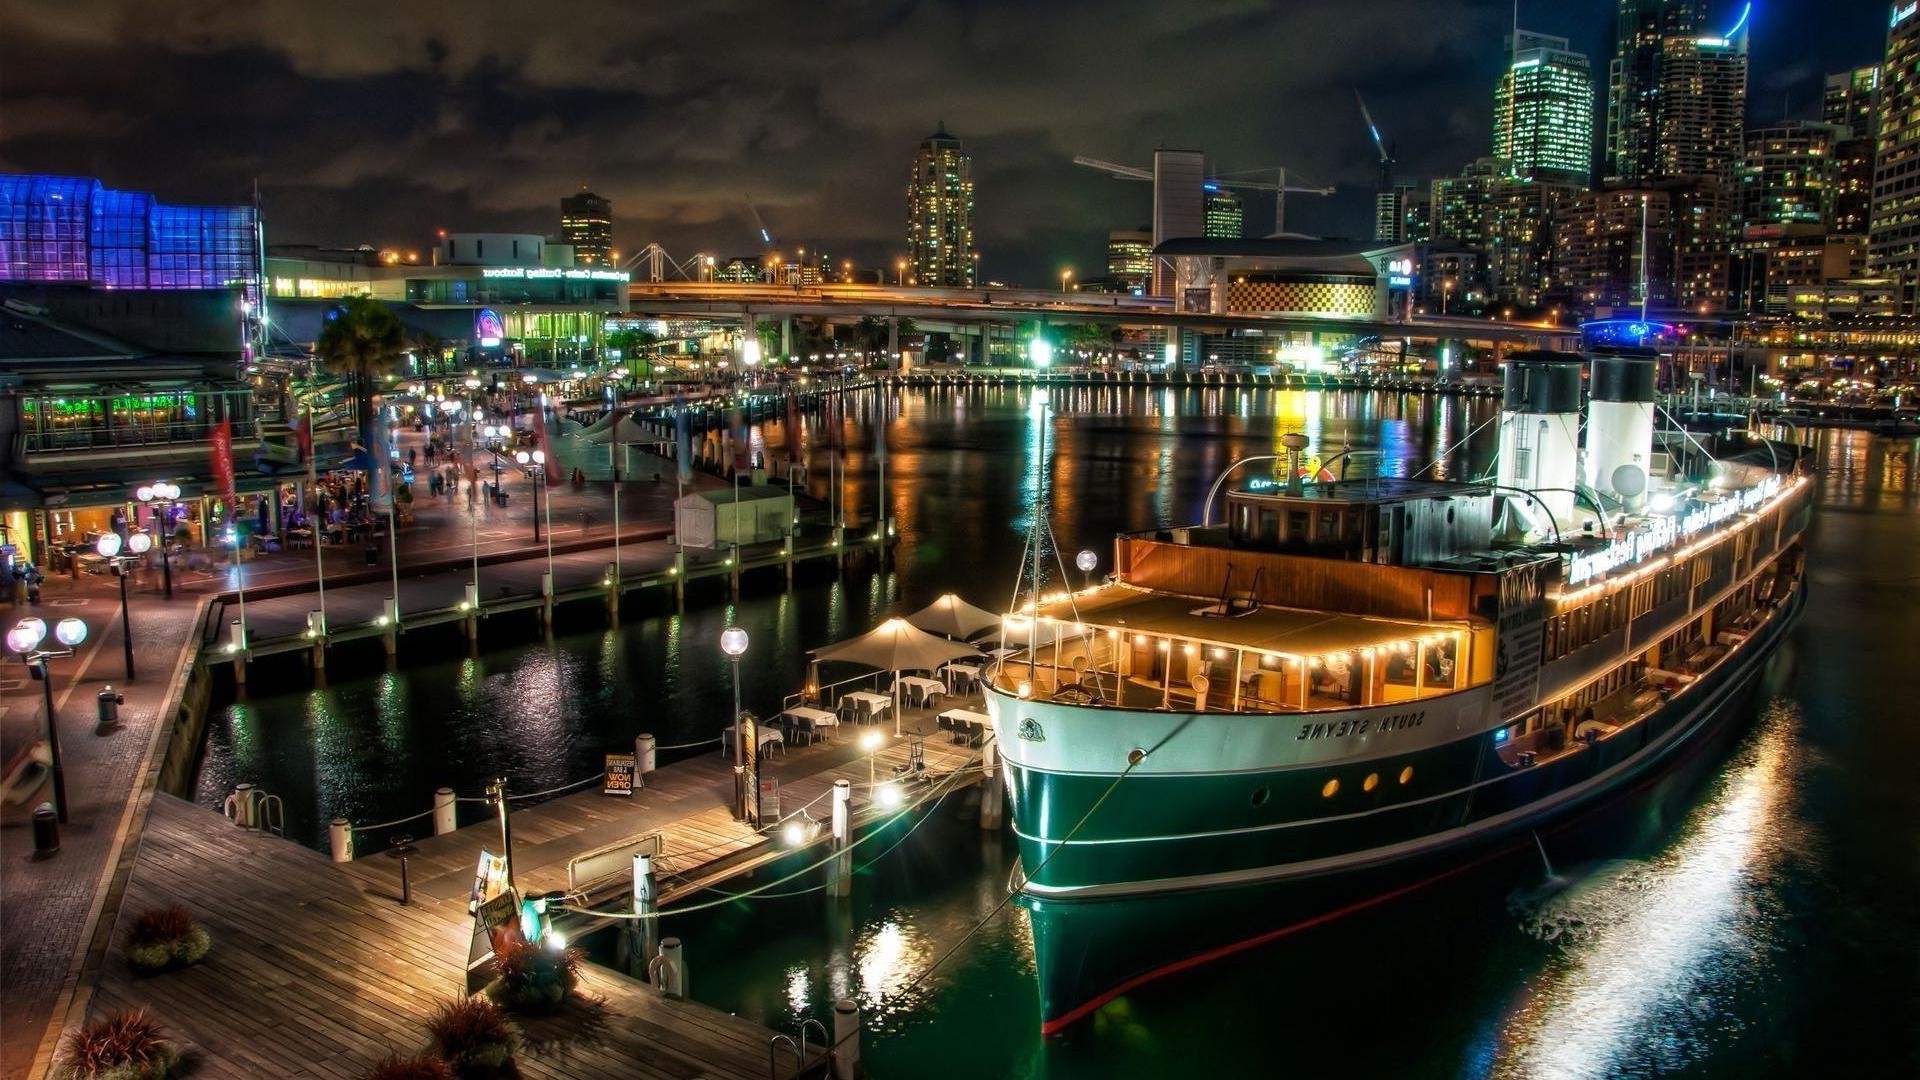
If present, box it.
[1491,702,1807,1079]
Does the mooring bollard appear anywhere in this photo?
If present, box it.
[632,852,659,972]
[650,936,686,998]
[832,998,861,1080]
[540,571,554,630]
[225,783,258,829]
[229,618,247,684]
[636,733,656,775]
[382,596,399,655]
[829,779,852,898]
[31,802,59,859]
[95,686,123,733]
[433,787,458,836]
[979,739,1004,830]
[328,817,353,862]
[308,609,327,670]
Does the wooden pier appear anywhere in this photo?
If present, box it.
[83,795,825,1080]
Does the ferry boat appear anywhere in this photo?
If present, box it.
[982,350,1812,1033]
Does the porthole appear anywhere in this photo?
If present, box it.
[1251,787,1271,808]
[1363,772,1379,792]
[1398,765,1414,786]
[1321,778,1340,798]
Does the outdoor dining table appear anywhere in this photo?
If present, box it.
[723,721,784,757]
[941,662,982,694]
[895,675,947,708]
[843,691,893,724]
[936,708,992,746]
[780,706,839,744]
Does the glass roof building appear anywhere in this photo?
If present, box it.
[0,173,260,297]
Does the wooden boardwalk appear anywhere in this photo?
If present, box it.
[343,702,986,914]
[87,795,820,1080]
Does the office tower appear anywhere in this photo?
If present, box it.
[1431,157,1509,248]
[1824,66,1881,134]
[1487,178,1581,305]
[1671,179,1737,310]
[1399,186,1433,243]
[559,188,613,266]
[1374,188,1405,243]
[907,123,977,287]
[1831,136,1876,235]
[1657,30,1749,182]
[1151,149,1207,294]
[1204,186,1243,239]
[1556,188,1675,309]
[1739,123,1838,227]
[1494,30,1595,186]
[1870,4,1920,298]
[1606,0,1705,183]
[1106,229,1153,292]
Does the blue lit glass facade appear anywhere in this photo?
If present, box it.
[0,173,259,295]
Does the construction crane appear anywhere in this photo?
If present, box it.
[1354,90,1395,195]
[744,197,775,249]
[1072,156,1334,236]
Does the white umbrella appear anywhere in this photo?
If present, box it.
[905,593,1002,640]
[811,617,981,734]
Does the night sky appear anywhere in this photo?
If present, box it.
[0,1,1888,286]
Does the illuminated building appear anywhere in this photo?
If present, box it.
[1824,66,1881,134]
[559,189,613,266]
[1869,2,1920,304]
[0,173,260,298]
[1106,229,1153,292]
[1739,123,1839,227]
[1606,0,1704,184]
[1656,29,1749,182]
[1494,30,1595,186]
[1398,186,1433,243]
[1555,188,1674,311]
[1486,178,1582,305]
[1830,136,1876,235]
[1204,186,1243,239]
[907,123,976,287]
[1431,157,1510,249]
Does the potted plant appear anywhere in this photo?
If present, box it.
[425,996,517,1076]
[123,907,210,974]
[53,1010,179,1080]
[483,937,580,1015]
[362,1055,456,1080]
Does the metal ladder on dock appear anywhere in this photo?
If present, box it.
[769,1017,829,1078]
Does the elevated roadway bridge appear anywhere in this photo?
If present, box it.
[625,281,1581,355]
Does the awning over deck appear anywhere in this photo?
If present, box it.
[1026,585,1463,660]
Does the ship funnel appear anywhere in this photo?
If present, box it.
[1585,352,1658,512]
[1497,351,1584,529]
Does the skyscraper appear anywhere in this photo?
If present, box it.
[1204,186,1243,239]
[1824,65,1881,135]
[907,123,977,287]
[1606,0,1704,184]
[1870,4,1920,298]
[1106,229,1153,292]
[1656,29,1749,182]
[1431,157,1509,248]
[1486,178,1582,305]
[1556,188,1675,309]
[559,188,613,266]
[1494,30,1595,186]
[1739,123,1838,227]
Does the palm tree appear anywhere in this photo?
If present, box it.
[313,296,407,453]
[409,328,444,375]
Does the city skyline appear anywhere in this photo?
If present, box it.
[0,0,1886,287]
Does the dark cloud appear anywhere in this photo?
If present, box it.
[0,0,1883,285]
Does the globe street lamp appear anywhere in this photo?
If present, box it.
[720,627,752,821]
[135,482,182,598]
[9,616,88,822]
[513,449,552,571]
[95,532,149,680]
[1076,548,1098,590]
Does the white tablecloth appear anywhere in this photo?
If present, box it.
[897,676,945,703]
[844,691,893,720]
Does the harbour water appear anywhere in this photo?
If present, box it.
[195,385,1919,1076]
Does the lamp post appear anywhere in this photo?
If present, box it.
[9,616,89,822]
[514,449,553,570]
[720,626,751,821]
[135,482,181,598]
[225,526,247,644]
[94,532,149,680]
[860,729,883,793]
[1076,548,1098,591]
[1060,268,1073,295]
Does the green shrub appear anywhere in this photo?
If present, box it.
[53,1010,179,1080]
[123,907,210,974]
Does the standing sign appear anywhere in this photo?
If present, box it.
[757,776,780,823]
[1492,558,1552,722]
[604,752,636,797]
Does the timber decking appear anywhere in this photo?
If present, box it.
[83,795,817,1080]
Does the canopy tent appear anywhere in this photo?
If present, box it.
[810,617,981,735]
[576,408,623,437]
[580,414,652,446]
[905,594,1003,641]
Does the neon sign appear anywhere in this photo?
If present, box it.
[1896,2,1916,28]
[475,308,504,348]
[479,267,629,281]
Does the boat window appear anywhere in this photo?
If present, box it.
[1425,638,1458,689]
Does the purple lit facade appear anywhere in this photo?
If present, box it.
[0,174,260,295]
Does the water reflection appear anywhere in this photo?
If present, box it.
[1490,703,1805,1079]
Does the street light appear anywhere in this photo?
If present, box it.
[720,627,751,821]
[135,482,181,598]
[9,616,88,822]
[95,532,148,680]
[1076,548,1098,590]
[1060,268,1073,294]
[860,728,884,792]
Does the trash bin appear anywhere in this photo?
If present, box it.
[32,802,58,858]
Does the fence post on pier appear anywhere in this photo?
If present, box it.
[463,582,480,643]
[605,561,619,622]
[308,609,326,671]
[828,779,852,898]
[329,817,353,862]
[433,787,457,836]
[540,570,554,632]
[382,596,399,656]
[833,524,845,573]
[832,998,861,1080]
[629,851,659,975]
[636,734,656,776]
[673,550,686,608]
[980,738,1003,830]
